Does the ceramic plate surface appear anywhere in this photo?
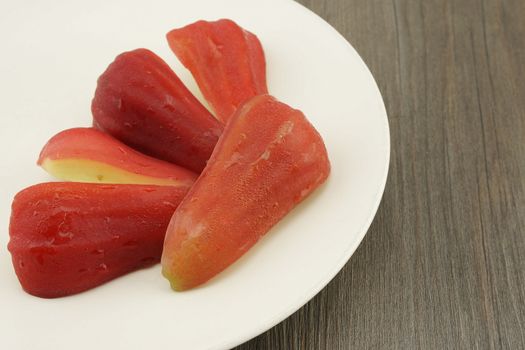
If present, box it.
[0,0,389,349]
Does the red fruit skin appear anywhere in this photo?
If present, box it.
[92,48,223,173]
[37,127,197,185]
[8,182,187,298]
[167,19,268,123]
[161,95,330,291]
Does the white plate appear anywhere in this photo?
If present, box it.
[0,0,389,349]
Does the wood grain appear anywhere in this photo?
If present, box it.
[236,0,525,348]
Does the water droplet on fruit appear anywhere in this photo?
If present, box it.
[261,150,271,160]
[91,248,104,255]
[112,234,120,241]
[58,231,73,238]
[52,231,74,245]
[142,188,156,193]
[162,201,177,208]
[96,263,108,272]
[19,260,25,268]
[124,122,132,128]
[163,104,176,112]
[238,241,250,252]
[224,152,242,169]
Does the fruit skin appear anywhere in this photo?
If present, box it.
[8,182,187,298]
[161,95,330,291]
[38,127,197,186]
[92,48,223,173]
[167,19,268,123]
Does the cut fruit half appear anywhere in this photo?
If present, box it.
[38,127,197,187]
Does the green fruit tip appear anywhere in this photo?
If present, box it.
[162,266,184,292]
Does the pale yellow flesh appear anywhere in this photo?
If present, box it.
[41,158,182,186]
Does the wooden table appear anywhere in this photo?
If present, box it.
[237,0,525,348]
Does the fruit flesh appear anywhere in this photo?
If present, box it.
[161,95,330,291]
[167,19,268,123]
[38,127,197,186]
[40,159,186,186]
[8,182,188,298]
[92,48,223,173]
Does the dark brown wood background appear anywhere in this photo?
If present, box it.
[237,0,525,348]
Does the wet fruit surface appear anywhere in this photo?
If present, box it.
[92,48,223,173]
[167,19,267,123]
[9,182,187,298]
[162,95,330,291]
